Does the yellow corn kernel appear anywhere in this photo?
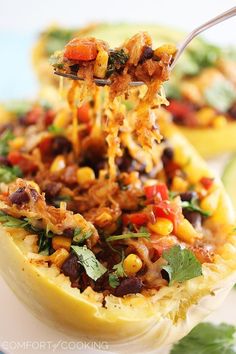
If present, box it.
[50,248,69,268]
[50,155,66,173]
[123,254,143,276]
[27,180,40,193]
[154,44,177,56]
[9,137,25,150]
[148,218,173,236]
[175,218,199,244]
[200,188,220,215]
[213,115,227,129]
[171,176,188,193]
[174,146,190,166]
[52,236,71,251]
[54,109,71,129]
[94,49,109,79]
[196,107,215,126]
[76,167,95,185]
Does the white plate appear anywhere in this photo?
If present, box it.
[0,154,235,354]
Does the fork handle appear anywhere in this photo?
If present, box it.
[171,6,236,69]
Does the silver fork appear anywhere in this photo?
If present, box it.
[54,6,236,86]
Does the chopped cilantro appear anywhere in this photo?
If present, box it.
[71,245,107,281]
[48,124,63,135]
[170,322,236,354]
[0,130,14,157]
[181,200,211,217]
[0,211,52,254]
[106,229,150,242]
[108,273,120,288]
[73,227,93,244]
[49,53,64,70]
[108,251,126,288]
[0,165,22,183]
[38,231,51,254]
[0,211,29,228]
[162,245,202,286]
[106,49,129,77]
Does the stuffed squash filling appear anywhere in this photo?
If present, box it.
[0,97,225,300]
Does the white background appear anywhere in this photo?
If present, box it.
[0,0,235,44]
[0,0,235,100]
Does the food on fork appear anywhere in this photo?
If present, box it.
[34,24,236,158]
[51,32,176,100]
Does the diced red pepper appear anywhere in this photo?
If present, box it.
[122,212,149,226]
[38,137,53,156]
[8,151,37,174]
[200,177,214,190]
[151,242,175,258]
[153,200,181,231]
[144,183,169,201]
[44,109,55,126]
[64,38,97,61]
[25,107,42,125]
[77,102,90,123]
[166,100,193,119]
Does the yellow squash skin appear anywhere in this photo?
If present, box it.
[179,123,236,158]
[0,122,236,352]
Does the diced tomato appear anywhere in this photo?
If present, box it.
[64,38,97,61]
[122,213,149,226]
[200,177,214,190]
[44,109,55,126]
[163,160,180,174]
[166,100,193,119]
[38,137,53,156]
[8,151,37,174]
[153,200,181,231]
[77,102,90,123]
[25,107,42,125]
[144,183,169,201]
[151,244,166,257]
[151,242,175,258]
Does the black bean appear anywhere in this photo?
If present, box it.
[183,210,202,229]
[43,182,62,200]
[162,147,174,161]
[161,269,170,282]
[63,228,75,238]
[180,191,197,202]
[61,253,81,282]
[228,103,236,120]
[0,156,11,166]
[18,115,28,126]
[69,64,80,74]
[9,187,30,205]
[114,277,143,297]
[139,46,154,64]
[49,247,55,256]
[52,136,72,155]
